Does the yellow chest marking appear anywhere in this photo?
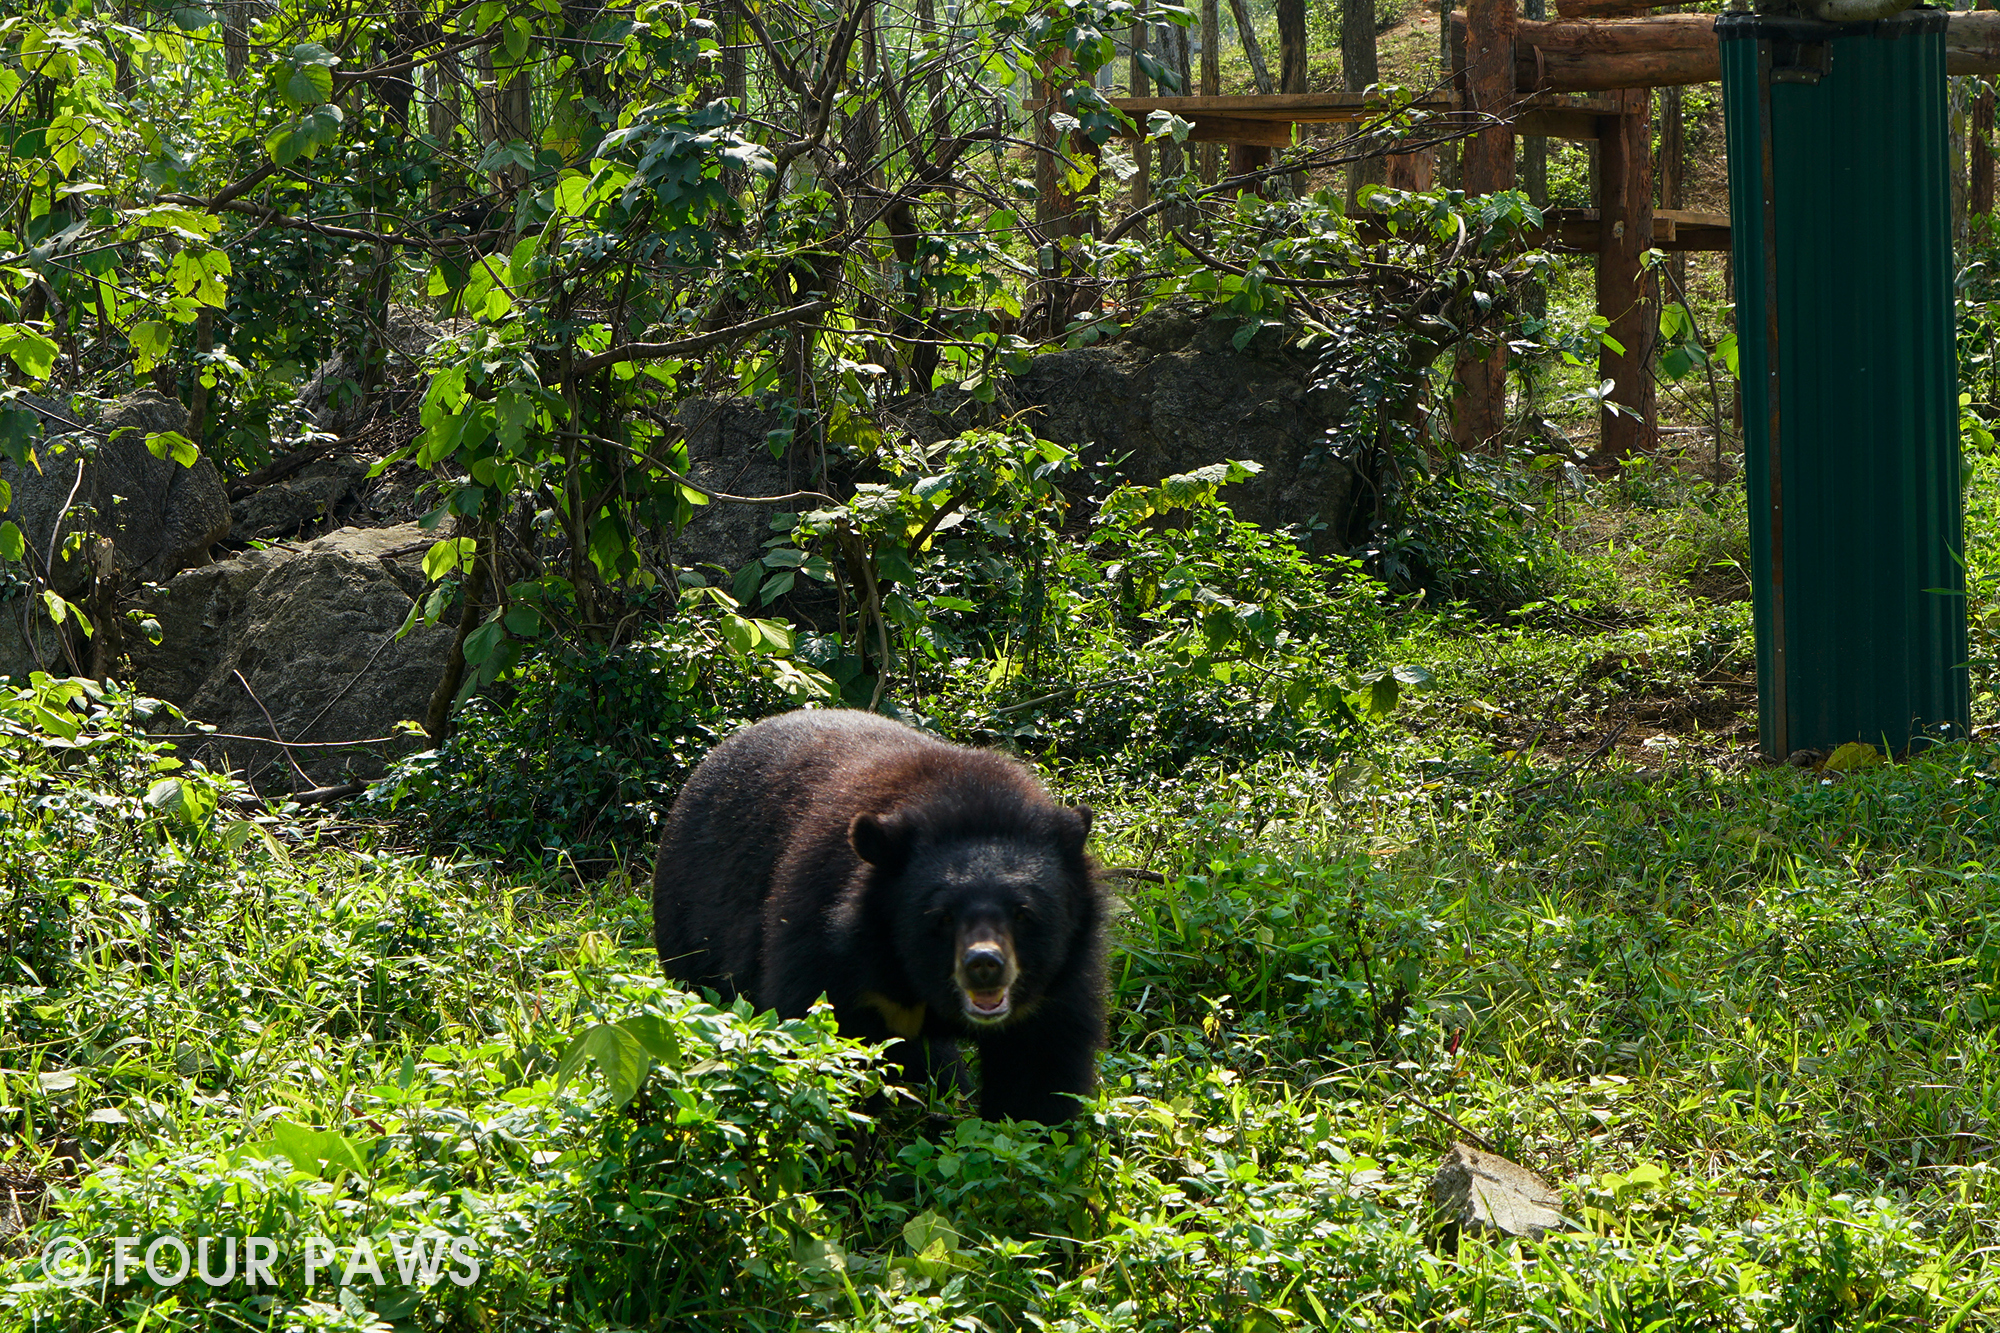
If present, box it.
[858,991,927,1039]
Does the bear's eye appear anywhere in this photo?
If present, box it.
[1011,903,1030,921]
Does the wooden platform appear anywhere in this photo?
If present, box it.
[1072,91,1627,146]
[1545,207,1731,253]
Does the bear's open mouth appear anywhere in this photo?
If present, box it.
[963,988,1011,1019]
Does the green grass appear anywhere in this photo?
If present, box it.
[6,457,2000,1330]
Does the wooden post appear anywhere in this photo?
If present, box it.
[1595,86,1657,464]
[1452,0,1517,448]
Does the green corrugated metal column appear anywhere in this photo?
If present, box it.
[1720,7,1969,758]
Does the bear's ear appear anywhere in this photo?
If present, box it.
[1064,803,1094,847]
[850,812,910,871]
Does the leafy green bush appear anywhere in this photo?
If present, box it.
[365,623,791,866]
[1364,457,1577,612]
[1113,855,1442,1062]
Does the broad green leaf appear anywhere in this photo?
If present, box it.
[0,325,58,380]
[0,522,23,563]
[129,321,174,374]
[554,1023,650,1107]
[144,430,200,468]
[261,1120,371,1177]
[145,775,187,816]
[461,617,505,666]
[616,1015,685,1065]
[422,537,478,582]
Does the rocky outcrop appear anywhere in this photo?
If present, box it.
[901,307,1361,554]
[3,391,231,594]
[130,522,452,787]
[668,308,1362,578]
[229,455,372,541]
[665,398,800,579]
[298,305,451,436]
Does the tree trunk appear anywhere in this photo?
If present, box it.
[1594,87,1657,465]
[1440,0,1456,189]
[1342,0,1378,91]
[426,50,467,212]
[1277,0,1306,93]
[1975,80,1995,218]
[477,38,533,193]
[1659,76,1685,292]
[187,308,214,447]
[1522,0,1547,205]
[1226,0,1274,94]
[424,529,493,745]
[1201,0,1220,183]
[1131,0,1151,217]
[1453,0,1516,448]
[1343,0,1383,207]
[222,0,249,78]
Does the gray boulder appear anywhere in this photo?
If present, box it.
[230,455,371,540]
[1428,1143,1578,1244]
[902,306,1361,554]
[298,305,448,436]
[2,390,230,595]
[130,522,451,788]
[667,399,806,579]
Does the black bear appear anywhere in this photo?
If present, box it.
[652,709,1105,1124]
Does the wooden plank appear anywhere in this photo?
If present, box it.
[1501,14,1717,91]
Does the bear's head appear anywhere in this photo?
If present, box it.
[850,798,1095,1029]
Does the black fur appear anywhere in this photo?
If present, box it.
[652,709,1106,1123]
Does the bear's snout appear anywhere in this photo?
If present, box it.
[954,924,1019,1022]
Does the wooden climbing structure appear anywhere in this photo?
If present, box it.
[1064,5,2000,462]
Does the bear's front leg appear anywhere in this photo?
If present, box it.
[973,1006,1101,1124]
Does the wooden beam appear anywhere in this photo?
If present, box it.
[1502,15,1716,91]
[1485,12,2000,94]
[1545,207,1729,251]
